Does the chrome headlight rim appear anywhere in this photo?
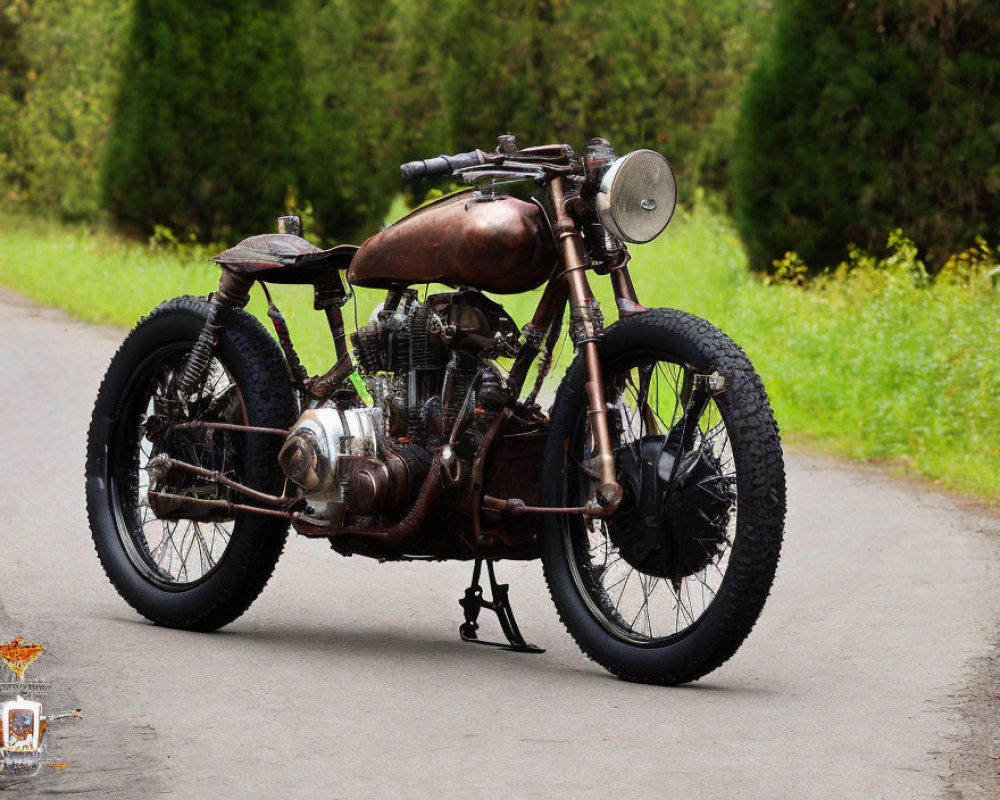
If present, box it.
[595,149,677,244]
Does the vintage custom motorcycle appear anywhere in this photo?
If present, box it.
[86,135,785,684]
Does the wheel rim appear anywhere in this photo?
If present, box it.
[108,345,247,590]
[561,355,738,646]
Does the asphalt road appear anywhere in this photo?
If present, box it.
[1,290,998,799]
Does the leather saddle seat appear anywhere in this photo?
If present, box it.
[212,234,358,286]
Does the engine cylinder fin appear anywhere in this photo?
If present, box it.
[351,324,382,375]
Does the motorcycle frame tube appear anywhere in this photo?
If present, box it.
[546,177,622,513]
[322,305,351,363]
[506,274,567,399]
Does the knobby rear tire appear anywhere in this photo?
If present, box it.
[85,296,298,631]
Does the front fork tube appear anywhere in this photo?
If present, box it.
[549,177,624,514]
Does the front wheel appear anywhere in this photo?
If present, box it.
[86,296,298,631]
[541,308,785,684]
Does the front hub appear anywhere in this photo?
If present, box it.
[607,435,734,581]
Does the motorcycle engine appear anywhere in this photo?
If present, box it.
[279,289,520,523]
[352,289,518,434]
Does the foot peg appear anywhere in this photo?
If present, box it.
[459,559,544,653]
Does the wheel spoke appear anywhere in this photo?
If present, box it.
[194,523,216,574]
[691,569,717,603]
[118,353,243,586]
[614,568,634,612]
[147,528,172,571]
[668,581,696,626]
[565,351,739,645]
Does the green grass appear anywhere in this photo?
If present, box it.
[734,268,1000,500]
[1,206,997,502]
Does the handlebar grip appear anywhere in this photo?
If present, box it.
[400,150,484,181]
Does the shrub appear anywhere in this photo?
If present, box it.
[102,0,305,241]
[5,0,772,239]
[0,0,129,218]
[732,0,1000,271]
[294,0,399,243]
[0,0,33,202]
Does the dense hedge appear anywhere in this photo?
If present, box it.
[2,0,765,242]
[732,0,1000,271]
[392,0,767,194]
[302,0,768,240]
[102,0,305,241]
[0,0,130,219]
[294,0,400,242]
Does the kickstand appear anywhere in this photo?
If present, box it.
[459,559,544,653]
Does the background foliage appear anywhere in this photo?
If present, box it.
[732,0,1000,271]
[102,0,305,241]
[1,0,766,242]
[393,0,769,194]
[4,0,1000,262]
[0,0,130,219]
[295,0,399,242]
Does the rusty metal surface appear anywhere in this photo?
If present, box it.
[469,408,513,547]
[476,413,548,550]
[212,234,357,286]
[548,176,622,513]
[525,313,563,407]
[507,277,567,398]
[322,305,351,361]
[482,496,589,516]
[173,141,631,556]
[293,457,444,558]
[481,418,547,506]
[147,491,305,523]
[340,454,408,514]
[175,302,225,394]
[155,456,296,509]
[348,192,556,294]
[305,352,354,400]
[176,268,249,393]
[568,296,605,343]
[610,258,647,316]
[171,421,290,437]
[174,264,253,392]
[259,284,310,388]
[518,143,574,160]
[581,340,621,513]
[216,269,254,307]
[287,408,547,561]
[213,233,319,267]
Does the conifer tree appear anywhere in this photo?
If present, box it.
[102,0,304,240]
[732,0,1000,270]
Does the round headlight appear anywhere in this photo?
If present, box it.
[595,150,676,244]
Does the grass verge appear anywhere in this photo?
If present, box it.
[1,207,996,502]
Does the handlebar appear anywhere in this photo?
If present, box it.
[399,150,486,181]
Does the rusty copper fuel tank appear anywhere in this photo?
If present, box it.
[348,190,557,294]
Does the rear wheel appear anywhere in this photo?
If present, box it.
[86,296,297,631]
[542,308,785,684]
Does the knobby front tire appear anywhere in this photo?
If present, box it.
[541,307,786,685]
